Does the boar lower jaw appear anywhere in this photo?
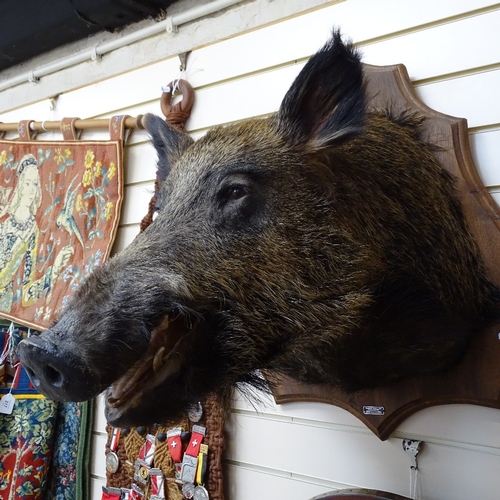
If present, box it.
[107,315,192,410]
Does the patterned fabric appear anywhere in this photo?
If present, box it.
[0,304,95,500]
[0,325,57,500]
[0,397,57,499]
[0,117,126,499]
[0,132,123,329]
[44,400,94,500]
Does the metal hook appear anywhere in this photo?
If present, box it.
[178,52,190,72]
[402,439,422,470]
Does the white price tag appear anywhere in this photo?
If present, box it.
[0,393,15,414]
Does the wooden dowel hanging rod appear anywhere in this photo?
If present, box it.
[0,115,145,133]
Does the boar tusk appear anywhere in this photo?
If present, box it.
[153,346,166,374]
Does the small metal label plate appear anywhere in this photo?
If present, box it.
[362,405,385,416]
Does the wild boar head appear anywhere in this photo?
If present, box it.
[18,31,499,427]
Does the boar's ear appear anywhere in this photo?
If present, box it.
[275,30,366,151]
[143,113,194,181]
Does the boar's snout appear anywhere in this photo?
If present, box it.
[18,336,100,402]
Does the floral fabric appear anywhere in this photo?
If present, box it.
[0,139,123,330]
[0,325,57,500]
[0,315,94,500]
[0,397,57,499]
[43,400,94,500]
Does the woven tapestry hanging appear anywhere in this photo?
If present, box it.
[0,116,127,500]
[0,116,125,330]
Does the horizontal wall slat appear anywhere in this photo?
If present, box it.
[53,59,181,121]
[470,129,500,186]
[360,9,500,80]
[323,0,500,42]
[124,142,158,185]
[91,433,108,477]
[91,478,106,499]
[396,404,500,450]
[224,463,346,500]
[225,412,411,492]
[93,395,108,433]
[231,389,367,429]
[112,224,141,253]
[121,182,155,225]
[415,68,500,128]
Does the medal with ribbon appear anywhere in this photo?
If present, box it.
[196,444,208,485]
[138,434,156,465]
[150,468,166,499]
[105,428,121,474]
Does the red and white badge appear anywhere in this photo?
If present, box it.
[100,486,121,500]
[185,425,206,458]
[167,427,183,463]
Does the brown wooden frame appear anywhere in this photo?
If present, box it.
[270,63,500,440]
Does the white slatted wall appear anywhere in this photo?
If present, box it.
[1,1,500,498]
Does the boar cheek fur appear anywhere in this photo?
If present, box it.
[21,31,499,426]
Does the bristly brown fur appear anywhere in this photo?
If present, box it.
[19,30,500,427]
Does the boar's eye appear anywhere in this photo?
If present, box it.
[226,185,248,201]
[216,173,264,228]
[217,174,253,206]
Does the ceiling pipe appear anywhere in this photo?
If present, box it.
[0,0,246,93]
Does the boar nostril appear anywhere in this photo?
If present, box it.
[43,365,64,388]
[24,365,63,389]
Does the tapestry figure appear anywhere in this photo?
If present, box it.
[0,154,73,313]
